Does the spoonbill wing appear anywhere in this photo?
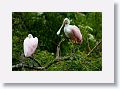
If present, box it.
[23,36,38,57]
[71,26,83,44]
[24,37,33,57]
[30,37,38,53]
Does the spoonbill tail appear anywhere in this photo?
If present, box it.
[23,34,38,57]
[57,18,82,44]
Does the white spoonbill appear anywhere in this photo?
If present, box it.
[23,34,38,57]
[57,18,82,44]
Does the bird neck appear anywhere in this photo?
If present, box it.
[65,24,69,27]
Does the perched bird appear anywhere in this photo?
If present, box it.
[57,18,82,44]
[23,34,38,57]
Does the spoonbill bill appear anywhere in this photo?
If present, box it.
[23,34,38,57]
[57,18,82,44]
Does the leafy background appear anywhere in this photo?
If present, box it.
[12,12,102,71]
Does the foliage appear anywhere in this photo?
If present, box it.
[12,12,102,71]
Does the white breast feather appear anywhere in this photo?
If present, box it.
[64,25,72,38]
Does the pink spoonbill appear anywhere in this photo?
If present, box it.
[23,34,38,57]
[57,18,82,44]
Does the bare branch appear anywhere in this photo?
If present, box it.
[87,40,102,57]
[56,38,65,59]
[12,63,23,68]
[12,63,45,70]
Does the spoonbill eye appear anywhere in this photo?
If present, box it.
[64,20,68,24]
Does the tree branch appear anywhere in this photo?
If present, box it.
[87,40,102,57]
[12,63,45,70]
[55,38,65,59]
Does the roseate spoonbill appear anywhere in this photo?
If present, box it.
[23,34,38,57]
[57,18,82,44]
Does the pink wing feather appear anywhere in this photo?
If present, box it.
[24,37,31,57]
[71,26,82,44]
[24,36,38,57]
[30,37,38,54]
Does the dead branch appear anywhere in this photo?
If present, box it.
[12,55,72,70]
[12,63,45,70]
[12,63,23,68]
[12,56,72,70]
[23,65,45,70]
[56,38,65,59]
[87,40,102,57]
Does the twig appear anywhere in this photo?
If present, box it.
[12,63,45,70]
[87,40,102,57]
[12,63,23,68]
[23,65,45,70]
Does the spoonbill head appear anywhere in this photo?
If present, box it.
[57,18,70,35]
[28,34,33,38]
[63,18,70,25]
